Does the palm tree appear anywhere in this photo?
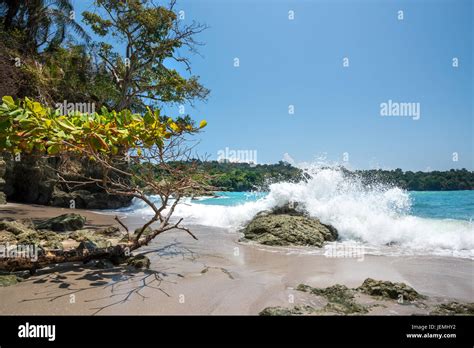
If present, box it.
[1,0,89,52]
[1,0,21,29]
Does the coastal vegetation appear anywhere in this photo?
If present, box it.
[0,0,211,271]
[0,94,209,270]
[188,162,474,192]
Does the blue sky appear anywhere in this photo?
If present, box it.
[73,0,473,171]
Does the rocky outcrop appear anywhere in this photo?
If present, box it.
[0,215,125,253]
[430,302,474,315]
[3,154,57,204]
[297,283,369,314]
[356,278,425,301]
[35,213,86,232]
[0,219,36,235]
[259,278,437,316]
[3,154,133,209]
[49,187,133,210]
[259,305,318,316]
[242,203,338,247]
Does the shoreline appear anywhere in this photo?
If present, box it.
[0,203,472,315]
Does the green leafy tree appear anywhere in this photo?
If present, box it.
[0,96,208,271]
[82,0,209,111]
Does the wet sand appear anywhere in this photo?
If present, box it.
[0,203,472,315]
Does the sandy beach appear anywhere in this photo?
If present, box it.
[0,203,472,315]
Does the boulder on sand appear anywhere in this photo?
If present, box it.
[242,203,338,247]
[356,278,425,301]
[297,283,368,314]
[127,254,151,269]
[35,213,86,232]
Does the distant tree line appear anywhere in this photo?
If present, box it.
[354,168,474,191]
[166,162,474,192]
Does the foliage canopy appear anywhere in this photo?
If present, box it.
[0,96,206,156]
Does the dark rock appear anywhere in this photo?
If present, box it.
[95,259,115,269]
[36,213,86,232]
[3,154,56,204]
[49,188,133,210]
[77,240,104,252]
[242,211,338,247]
[74,230,111,251]
[127,254,151,269]
[0,270,31,280]
[357,278,425,302]
[3,154,133,209]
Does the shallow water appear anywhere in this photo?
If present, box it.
[116,168,474,259]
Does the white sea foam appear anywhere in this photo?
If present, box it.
[117,166,474,258]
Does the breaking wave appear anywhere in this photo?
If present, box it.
[118,166,474,258]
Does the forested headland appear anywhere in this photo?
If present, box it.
[180,161,474,192]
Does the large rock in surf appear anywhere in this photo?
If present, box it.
[35,213,86,232]
[242,203,338,247]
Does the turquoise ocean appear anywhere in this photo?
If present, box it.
[119,168,474,259]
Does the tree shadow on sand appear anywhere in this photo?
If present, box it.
[19,240,198,315]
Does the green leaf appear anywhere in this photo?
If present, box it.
[2,96,15,107]
[57,119,76,131]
